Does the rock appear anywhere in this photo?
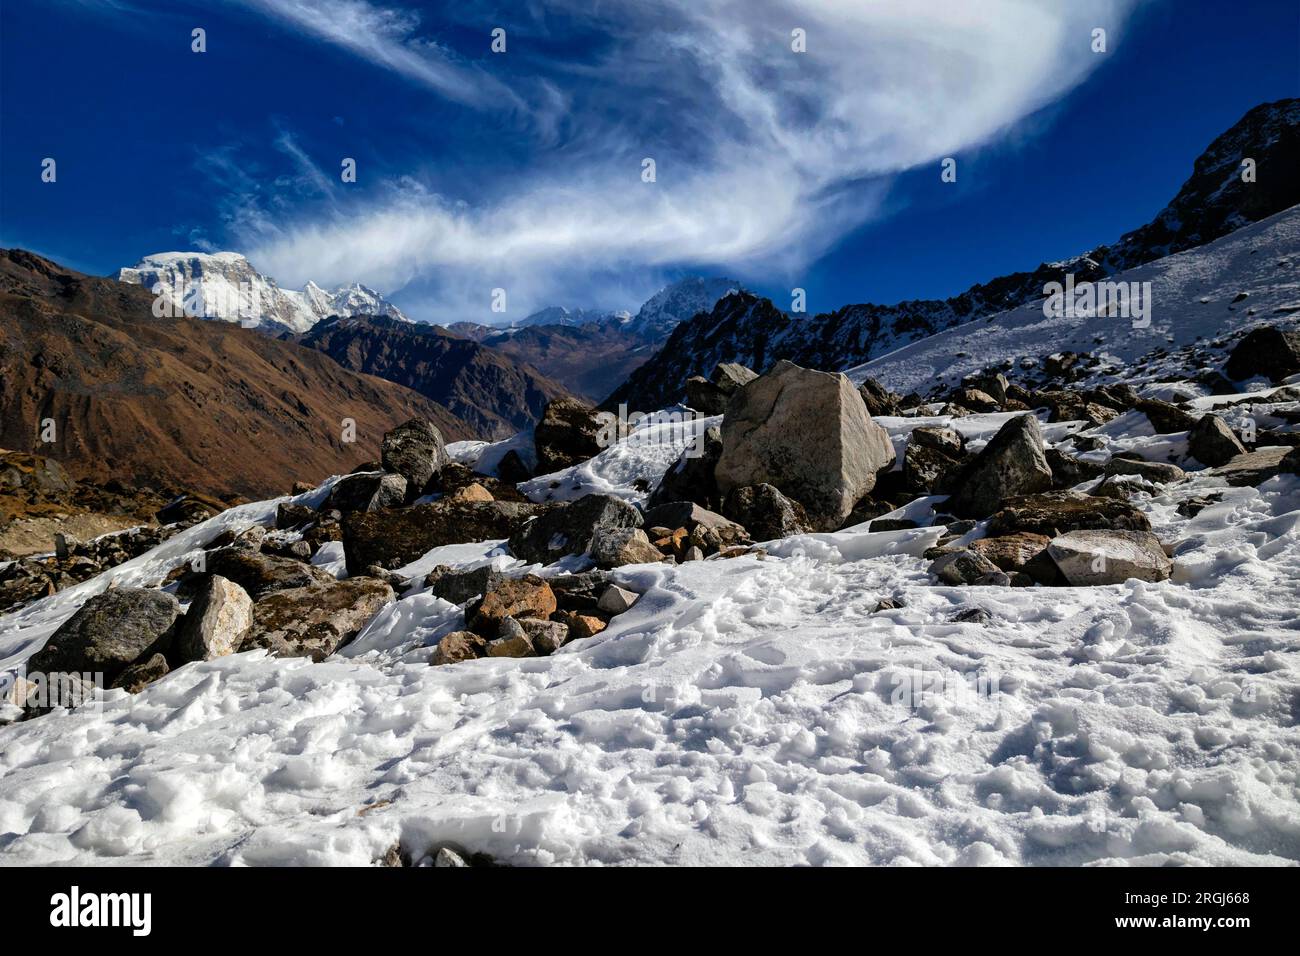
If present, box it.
[1136,398,1197,434]
[517,617,569,654]
[470,575,557,636]
[557,610,610,639]
[434,847,468,868]
[685,377,727,415]
[546,570,614,610]
[987,491,1151,537]
[903,442,962,494]
[721,483,812,541]
[872,597,905,612]
[381,418,448,496]
[208,524,267,552]
[910,425,964,456]
[53,532,76,560]
[1046,448,1105,488]
[684,546,705,561]
[974,571,1013,587]
[110,653,170,693]
[870,518,917,532]
[155,493,226,526]
[507,494,641,565]
[1189,414,1247,466]
[343,500,546,574]
[364,565,411,590]
[858,377,903,417]
[945,415,1053,518]
[951,607,992,625]
[597,584,639,614]
[448,482,494,503]
[928,549,1001,585]
[969,532,1051,572]
[642,501,748,546]
[1037,391,1119,427]
[1209,447,1295,486]
[241,577,394,661]
[206,548,334,601]
[291,481,315,495]
[589,527,665,568]
[431,630,488,666]
[326,472,408,514]
[486,619,536,658]
[27,588,179,685]
[497,449,533,484]
[176,575,253,662]
[649,425,723,510]
[951,387,1000,412]
[425,565,504,606]
[534,398,618,474]
[840,496,894,529]
[1224,326,1300,383]
[1103,456,1186,484]
[1046,530,1173,585]
[966,372,1009,404]
[276,502,318,530]
[715,360,896,530]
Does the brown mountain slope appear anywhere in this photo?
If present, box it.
[0,249,474,499]
[295,315,571,439]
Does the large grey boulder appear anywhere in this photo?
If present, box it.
[28,588,179,685]
[1188,414,1247,467]
[326,472,407,513]
[206,548,335,601]
[381,418,448,496]
[945,415,1053,518]
[589,528,664,568]
[715,360,895,530]
[508,493,642,565]
[1224,326,1300,383]
[721,484,811,541]
[176,575,253,662]
[241,577,395,661]
[342,500,547,574]
[1046,530,1172,585]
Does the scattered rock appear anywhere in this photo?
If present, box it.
[343,500,546,574]
[1209,447,1295,486]
[487,618,536,658]
[721,483,811,541]
[969,532,1051,572]
[27,588,180,685]
[950,607,992,625]
[546,570,614,610]
[686,361,758,414]
[1103,456,1186,484]
[858,377,903,417]
[1136,398,1197,434]
[715,360,896,530]
[447,482,494,503]
[945,415,1053,518]
[176,575,253,662]
[434,847,468,868]
[589,527,665,568]
[1045,448,1105,488]
[241,577,395,661]
[1046,530,1173,585]
[431,630,489,666]
[1188,414,1248,466]
[471,575,557,636]
[276,502,318,530]
[987,491,1152,537]
[909,425,964,457]
[425,565,504,606]
[556,609,610,639]
[517,617,569,654]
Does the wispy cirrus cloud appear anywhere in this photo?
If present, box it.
[230,0,1138,317]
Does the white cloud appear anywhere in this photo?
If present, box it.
[238,0,1137,317]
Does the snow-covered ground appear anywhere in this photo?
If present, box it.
[1,401,1298,866]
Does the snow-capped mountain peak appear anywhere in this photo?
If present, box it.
[116,252,409,333]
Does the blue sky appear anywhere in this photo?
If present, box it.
[1,0,1297,324]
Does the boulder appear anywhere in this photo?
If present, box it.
[1209,447,1295,486]
[597,585,640,614]
[1103,456,1186,484]
[155,493,226,526]
[987,491,1152,537]
[945,415,1053,518]
[858,377,903,417]
[1136,398,1197,434]
[715,360,895,530]
[910,425,964,457]
[648,425,723,510]
[486,619,536,658]
[27,588,180,685]
[110,652,170,694]
[966,372,1009,404]
[276,502,318,530]
[507,494,641,565]
[969,532,1051,572]
[1046,530,1172,585]
[517,617,569,654]
[448,483,493,503]
[547,570,613,611]
[721,483,811,541]
[241,577,395,661]
[534,398,618,474]
[206,548,334,601]
[381,418,448,495]
[951,387,1000,412]
[1224,326,1300,383]
[1188,414,1247,467]
[928,549,1001,585]
[326,472,407,514]
[470,575,557,636]
[903,443,962,494]
[424,565,504,606]
[1046,448,1105,488]
[343,500,547,574]
[589,528,665,568]
[431,630,488,666]
[176,575,253,662]
[642,501,747,546]
[556,610,610,640]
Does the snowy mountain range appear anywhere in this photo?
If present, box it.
[116,252,409,334]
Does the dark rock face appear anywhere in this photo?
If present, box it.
[382,418,448,495]
[342,501,547,575]
[1224,326,1300,383]
[28,588,179,684]
[1046,449,1105,488]
[110,653,170,693]
[1136,399,1197,434]
[903,443,963,494]
[425,565,505,606]
[507,494,642,565]
[722,484,811,541]
[858,378,904,417]
[326,472,407,513]
[206,548,334,601]
[987,491,1152,537]
[945,415,1053,519]
[685,362,758,414]
[534,398,618,474]
[241,577,394,661]
[1102,456,1186,484]
[648,425,723,510]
